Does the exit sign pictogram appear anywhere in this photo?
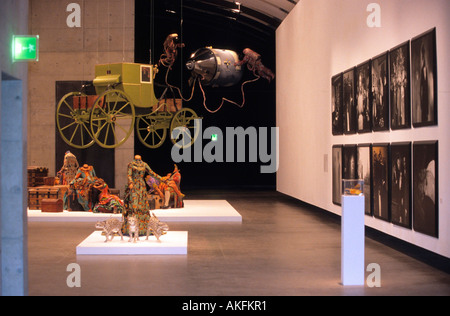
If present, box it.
[12,35,39,62]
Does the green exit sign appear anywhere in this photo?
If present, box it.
[12,35,39,62]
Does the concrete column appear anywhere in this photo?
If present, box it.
[1,77,28,296]
[115,121,134,198]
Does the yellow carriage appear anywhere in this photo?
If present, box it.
[56,62,201,149]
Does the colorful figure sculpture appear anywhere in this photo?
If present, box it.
[57,151,79,185]
[122,155,162,236]
[146,164,184,209]
[68,164,97,211]
[236,48,275,83]
[92,178,125,214]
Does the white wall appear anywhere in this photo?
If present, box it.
[276,0,450,258]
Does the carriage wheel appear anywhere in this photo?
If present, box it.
[90,89,135,149]
[56,92,95,149]
[136,115,168,149]
[170,108,200,148]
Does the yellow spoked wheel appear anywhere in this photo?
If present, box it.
[170,108,201,148]
[136,113,171,149]
[56,92,95,149]
[89,89,135,149]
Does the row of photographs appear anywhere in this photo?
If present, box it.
[332,28,437,135]
[332,141,438,238]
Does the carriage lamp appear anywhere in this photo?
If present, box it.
[12,35,39,62]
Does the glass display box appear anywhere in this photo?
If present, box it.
[342,179,364,196]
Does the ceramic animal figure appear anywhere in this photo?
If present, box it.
[146,212,169,241]
[128,216,140,243]
[95,217,124,242]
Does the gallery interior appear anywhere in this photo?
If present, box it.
[0,0,449,297]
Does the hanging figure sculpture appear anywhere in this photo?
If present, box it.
[235,48,275,83]
[158,33,198,104]
[158,33,185,70]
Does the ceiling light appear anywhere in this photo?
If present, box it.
[232,1,241,14]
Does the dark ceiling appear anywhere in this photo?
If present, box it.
[182,0,297,29]
[153,0,297,40]
[136,0,297,62]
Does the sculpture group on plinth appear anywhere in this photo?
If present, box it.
[93,155,174,243]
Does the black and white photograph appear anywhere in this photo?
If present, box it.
[390,142,411,228]
[332,73,343,135]
[332,145,343,205]
[389,41,411,130]
[371,51,389,131]
[343,145,357,181]
[413,141,438,238]
[357,144,372,215]
[343,68,356,134]
[411,28,437,127]
[356,61,371,133]
[372,144,390,221]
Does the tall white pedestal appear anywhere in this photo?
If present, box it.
[341,195,365,286]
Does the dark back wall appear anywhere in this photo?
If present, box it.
[134,0,276,189]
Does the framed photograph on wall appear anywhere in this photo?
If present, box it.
[343,68,356,134]
[390,142,411,228]
[357,144,372,215]
[389,41,411,130]
[332,145,343,206]
[332,73,344,135]
[371,51,389,131]
[356,60,371,133]
[413,141,438,238]
[343,145,357,180]
[411,28,437,127]
[372,143,390,221]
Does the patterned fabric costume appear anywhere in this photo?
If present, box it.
[122,157,162,236]
[69,164,97,212]
[57,151,79,185]
[146,164,184,208]
[92,179,124,213]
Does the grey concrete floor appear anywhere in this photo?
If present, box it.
[27,190,450,296]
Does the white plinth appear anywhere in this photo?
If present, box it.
[341,195,365,286]
[76,231,188,255]
[28,200,242,222]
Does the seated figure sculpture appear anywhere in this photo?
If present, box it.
[146,164,184,209]
[67,164,97,211]
[92,178,125,214]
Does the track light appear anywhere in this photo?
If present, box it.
[232,1,241,14]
